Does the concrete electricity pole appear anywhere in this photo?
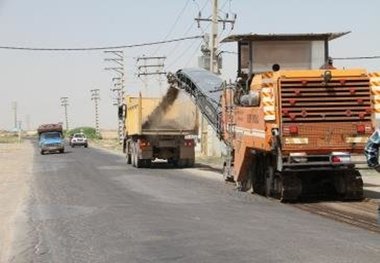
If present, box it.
[137,56,166,93]
[195,0,236,156]
[210,0,219,74]
[11,101,17,130]
[104,50,125,144]
[90,89,100,137]
[195,0,236,74]
[60,97,69,131]
[25,114,31,131]
[137,56,166,77]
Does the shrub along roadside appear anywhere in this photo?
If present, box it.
[66,127,102,140]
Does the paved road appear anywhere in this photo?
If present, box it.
[7,141,380,262]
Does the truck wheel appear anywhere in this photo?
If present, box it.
[135,158,143,168]
[178,159,187,168]
[264,164,274,197]
[126,153,132,164]
[187,159,195,167]
[144,159,152,168]
[60,149,64,153]
[131,152,136,167]
[40,150,45,155]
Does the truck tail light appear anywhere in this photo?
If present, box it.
[282,125,298,136]
[139,140,150,148]
[289,125,298,135]
[184,139,194,147]
[356,124,365,134]
[356,124,372,134]
[331,152,351,163]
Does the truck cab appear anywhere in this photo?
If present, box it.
[38,124,65,155]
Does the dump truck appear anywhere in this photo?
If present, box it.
[120,91,198,168]
[169,32,377,201]
[37,123,65,155]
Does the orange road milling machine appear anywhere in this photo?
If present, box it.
[169,32,380,201]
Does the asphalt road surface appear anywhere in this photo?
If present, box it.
[7,141,380,262]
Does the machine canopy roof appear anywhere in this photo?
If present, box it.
[221,32,350,43]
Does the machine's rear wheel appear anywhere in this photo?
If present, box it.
[144,159,152,168]
[340,169,364,200]
[126,153,132,164]
[281,174,302,202]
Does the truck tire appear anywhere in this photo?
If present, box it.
[40,150,45,155]
[126,153,132,164]
[144,159,152,168]
[135,157,143,168]
[131,151,136,167]
[177,159,187,168]
[186,159,195,167]
[60,149,64,154]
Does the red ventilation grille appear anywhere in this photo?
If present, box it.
[280,78,371,123]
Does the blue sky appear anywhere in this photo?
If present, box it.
[0,0,379,130]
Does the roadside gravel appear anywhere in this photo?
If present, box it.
[0,141,33,261]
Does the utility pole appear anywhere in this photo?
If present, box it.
[17,120,22,142]
[11,101,17,130]
[90,89,100,137]
[104,50,125,144]
[60,97,69,131]
[195,0,236,74]
[25,114,31,131]
[137,56,166,93]
[195,0,236,156]
[137,56,166,77]
[210,0,219,74]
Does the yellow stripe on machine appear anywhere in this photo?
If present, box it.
[235,127,266,138]
[262,72,273,79]
[284,137,309,144]
[262,86,276,121]
[370,85,380,95]
[345,136,369,144]
[370,72,380,121]
[372,101,380,108]
[369,72,380,78]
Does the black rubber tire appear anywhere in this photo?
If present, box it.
[126,153,132,164]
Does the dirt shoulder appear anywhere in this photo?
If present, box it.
[0,141,34,261]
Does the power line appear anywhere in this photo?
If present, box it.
[0,35,203,52]
[333,55,380,60]
[152,0,192,56]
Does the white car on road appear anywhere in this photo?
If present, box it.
[70,133,88,148]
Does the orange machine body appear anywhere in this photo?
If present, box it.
[222,69,373,183]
